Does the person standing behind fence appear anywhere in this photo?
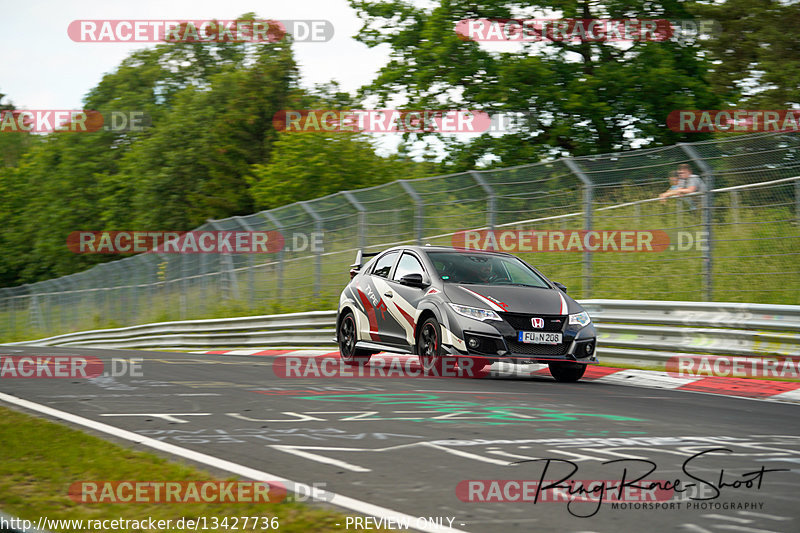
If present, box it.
[660,164,705,208]
[675,164,706,210]
[674,164,706,196]
[659,170,683,202]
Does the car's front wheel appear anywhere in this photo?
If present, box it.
[548,361,587,382]
[338,311,372,366]
[417,317,447,376]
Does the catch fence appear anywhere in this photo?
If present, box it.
[1,131,799,341]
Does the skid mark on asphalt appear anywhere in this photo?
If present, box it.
[264,434,800,474]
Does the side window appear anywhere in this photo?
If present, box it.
[372,251,399,278]
[392,252,424,281]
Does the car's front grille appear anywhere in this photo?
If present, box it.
[500,313,566,333]
[505,339,569,356]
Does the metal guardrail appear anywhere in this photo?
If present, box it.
[8,301,800,370]
[7,311,338,350]
[581,300,800,368]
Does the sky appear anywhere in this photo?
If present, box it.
[0,0,393,110]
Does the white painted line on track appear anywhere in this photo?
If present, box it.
[592,369,703,389]
[0,391,468,533]
[769,388,800,403]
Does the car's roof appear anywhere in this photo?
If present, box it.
[382,245,513,257]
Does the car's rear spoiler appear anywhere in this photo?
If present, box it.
[350,250,380,278]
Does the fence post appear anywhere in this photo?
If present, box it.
[181,254,190,319]
[233,216,257,310]
[470,171,495,235]
[563,158,594,298]
[342,191,367,250]
[679,143,714,302]
[796,178,800,227]
[207,219,240,302]
[399,180,424,244]
[263,211,285,301]
[3,290,14,337]
[28,285,43,332]
[52,278,66,332]
[299,202,323,300]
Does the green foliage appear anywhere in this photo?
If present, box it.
[248,132,434,209]
[693,0,800,108]
[0,14,429,287]
[348,0,721,168]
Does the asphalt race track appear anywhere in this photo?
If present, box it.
[1,345,799,533]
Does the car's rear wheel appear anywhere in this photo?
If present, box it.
[339,311,372,366]
[418,317,446,376]
[548,361,587,382]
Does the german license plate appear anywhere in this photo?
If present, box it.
[518,331,562,344]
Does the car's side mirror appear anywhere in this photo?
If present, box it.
[554,281,567,293]
[399,273,427,288]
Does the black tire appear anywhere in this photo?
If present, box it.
[417,317,447,376]
[548,362,587,382]
[338,311,372,366]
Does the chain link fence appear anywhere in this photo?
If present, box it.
[1,131,799,341]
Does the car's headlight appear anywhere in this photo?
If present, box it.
[569,311,591,327]
[448,303,502,322]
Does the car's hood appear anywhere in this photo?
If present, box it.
[442,283,577,315]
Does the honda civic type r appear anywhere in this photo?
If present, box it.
[336,245,598,382]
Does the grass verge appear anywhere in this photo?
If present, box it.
[0,405,392,532]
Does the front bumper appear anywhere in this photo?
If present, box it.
[442,317,599,364]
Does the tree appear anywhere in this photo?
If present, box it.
[693,0,800,108]
[0,14,301,285]
[0,91,34,167]
[109,39,299,229]
[348,0,721,169]
[247,131,434,209]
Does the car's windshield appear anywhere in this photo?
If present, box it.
[426,251,549,287]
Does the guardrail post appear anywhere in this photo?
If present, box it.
[299,202,323,300]
[399,180,424,244]
[263,212,285,301]
[563,158,594,298]
[470,171,495,235]
[679,143,714,301]
[342,191,367,250]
